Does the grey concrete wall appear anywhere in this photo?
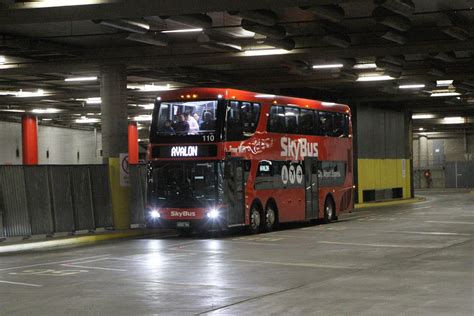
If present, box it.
[0,121,102,165]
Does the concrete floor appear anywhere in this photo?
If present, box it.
[0,190,472,315]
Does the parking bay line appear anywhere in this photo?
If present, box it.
[318,241,440,249]
[61,264,126,272]
[233,259,356,270]
[425,221,474,225]
[0,255,111,272]
[0,280,42,287]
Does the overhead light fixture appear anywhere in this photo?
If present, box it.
[75,116,100,124]
[399,84,425,89]
[14,0,109,9]
[98,19,150,34]
[356,75,394,82]
[430,92,461,97]
[418,127,424,131]
[161,28,203,33]
[353,63,377,69]
[16,89,45,98]
[42,118,53,121]
[65,76,98,82]
[128,84,172,92]
[312,63,344,69]
[412,114,435,119]
[0,109,25,113]
[133,115,152,122]
[86,97,101,104]
[443,116,465,124]
[0,56,5,64]
[242,49,290,56]
[31,108,61,114]
[138,104,155,110]
[436,80,453,87]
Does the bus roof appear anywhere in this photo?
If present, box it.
[156,87,351,114]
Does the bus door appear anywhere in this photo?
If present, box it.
[304,157,319,219]
[224,158,245,226]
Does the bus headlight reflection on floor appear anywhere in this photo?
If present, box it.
[150,210,160,219]
[207,209,219,219]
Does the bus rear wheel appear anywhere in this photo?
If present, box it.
[323,197,335,224]
[249,205,262,234]
[264,204,277,232]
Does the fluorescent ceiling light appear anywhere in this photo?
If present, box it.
[133,115,152,122]
[399,84,425,89]
[430,92,461,97]
[242,49,290,57]
[0,109,25,113]
[42,118,52,121]
[128,84,172,92]
[162,28,203,33]
[353,63,377,69]
[436,80,453,86]
[418,127,424,131]
[65,76,98,82]
[312,64,344,69]
[412,114,435,119]
[255,94,276,98]
[75,116,100,124]
[443,116,465,124]
[0,56,5,64]
[31,108,61,114]
[139,104,155,110]
[1,89,46,98]
[15,0,111,8]
[356,75,394,82]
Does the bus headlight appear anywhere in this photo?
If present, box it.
[207,209,219,219]
[150,210,160,219]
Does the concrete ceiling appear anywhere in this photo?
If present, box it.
[0,0,473,134]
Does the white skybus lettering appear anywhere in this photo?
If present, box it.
[280,137,318,160]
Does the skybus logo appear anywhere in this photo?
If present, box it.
[170,211,196,217]
[281,137,318,160]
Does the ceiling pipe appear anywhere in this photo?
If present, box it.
[381,30,407,44]
[379,55,405,66]
[301,5,345,23]
[197,32,242,52]
[241,19,286,39]
[126,33,169,47]
[372,7,411,32]
[228,10,278,26]
[162,14,213,29]
[430,52,457,63]
[374,0,415,17]
[96,19,150,34]
[323,33,351,48]
[376,59,403,72]
[263,37,296,50]
[383,70,402,78]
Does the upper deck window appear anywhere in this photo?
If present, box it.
[155,100,218,136]
[226,101,261,141]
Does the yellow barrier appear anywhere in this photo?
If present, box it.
[108,157,130,229]
[355,197,424,209]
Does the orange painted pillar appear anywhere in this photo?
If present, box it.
[22,115,38,165]
[128,122,139,164]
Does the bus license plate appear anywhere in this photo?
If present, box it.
[177,222,190,228]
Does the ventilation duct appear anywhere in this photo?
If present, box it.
[373,7,411,32]
[228,10,278,26]
[197,33,242,52]
[162,14,213,29]
[383,70,402,78]
[241,19,286,39]
[96,19,150,34]
[379,55,405,66]
[437,14,468,41]
[376,60,403,73]
[430,52,457,63]
[428,66,446,77]
[381,30,407,44]
[339,70,358,80]
[126,33,169,46]
[374,0,415,17]
[323,33,351,48]
[263,37,295,51]
[453,81,474,92]
[301,5,345,23]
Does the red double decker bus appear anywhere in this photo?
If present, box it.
[146,88,353,234]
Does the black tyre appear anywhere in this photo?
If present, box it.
[323,197,335,224]
[264,203,277,232]
[248,205,262,234]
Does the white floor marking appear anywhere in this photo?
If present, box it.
[318,241,439,249]
[69,258,109,265]
[61,264,126,272]
[383,230,472,236]
[426,221,474,225]
[0,280,42,287]
[233,259,355,269]
[0,255,111,272]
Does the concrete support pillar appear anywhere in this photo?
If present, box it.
[22,115,38,165]
[100,64,129,229]
[128,122,139,164]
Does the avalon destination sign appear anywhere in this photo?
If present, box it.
[152,144,218,158]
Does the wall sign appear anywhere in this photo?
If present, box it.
[119,153,129,187]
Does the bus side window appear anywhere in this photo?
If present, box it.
[333,113,345,138]
[227,101,261,141]
[344,114,350,137]
[318,111,335,137]
[267,106,285,133]
[285,107,299,134]
[300,109,314,135]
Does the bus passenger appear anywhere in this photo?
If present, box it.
[161,120,175,134]
[200,111,216,131]
[174,113,189,133]
[185,112,199,133]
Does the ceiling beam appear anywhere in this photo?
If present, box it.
[0,0,344,25]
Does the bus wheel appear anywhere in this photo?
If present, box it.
[249,205,262,234]
[323,197,335,224]
[264,204,277,232]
